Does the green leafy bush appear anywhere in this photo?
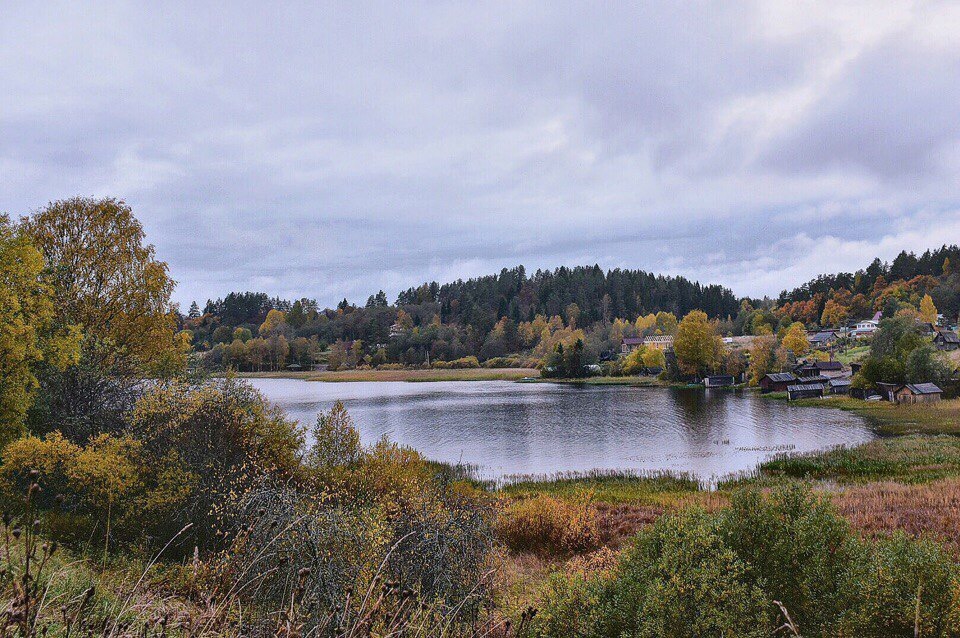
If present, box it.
[529,485,960,637]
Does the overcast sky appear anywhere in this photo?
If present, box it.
[3,2,960,308]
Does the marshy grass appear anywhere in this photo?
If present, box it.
[723,435,960,487]
[836,477,960,555]
[499,469,703,505]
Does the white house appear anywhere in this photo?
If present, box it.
[851,312,881,338]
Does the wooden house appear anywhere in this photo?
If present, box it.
[704,375,735,388]
[808,331,837,348]
[934,331,960,351]
[794,363,821,378]
[760,373,797,393]
[787,384,824,400]
[876,382,901,402]
[828,378,851,395]
[893,383,942,405]
[813,361,845,377]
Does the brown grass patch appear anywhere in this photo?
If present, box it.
[835,477,960,553]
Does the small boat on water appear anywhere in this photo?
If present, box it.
[517,377,540,383]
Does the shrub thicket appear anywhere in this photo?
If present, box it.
[497,494,601,557]
[526,485,960,638]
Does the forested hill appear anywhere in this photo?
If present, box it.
[776,245,960,325]
[398,265,740,330]
[186,265,739,367]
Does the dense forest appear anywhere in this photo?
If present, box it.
[776,245,960,326]
[184,266,739,370]
[183,247,960,373]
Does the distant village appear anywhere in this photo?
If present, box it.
[621,311,959,405]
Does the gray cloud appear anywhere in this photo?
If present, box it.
[2,1,960,308]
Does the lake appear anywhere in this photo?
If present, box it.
[248,379,875,483]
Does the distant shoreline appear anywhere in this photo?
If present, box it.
[232,367,539,382]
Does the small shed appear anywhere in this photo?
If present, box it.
[828,378,852,395]
[760,373,797,393]
[704,375,735,388]
[876,382,901,402]
[809,331,837,348]
[934,331,960,351]
[893,383,942,405]
[795,364,822,378]
[814,361,845,377]
[787,384,824,401]
[798,375,830,386]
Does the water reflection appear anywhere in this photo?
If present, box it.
[248,379,875,482]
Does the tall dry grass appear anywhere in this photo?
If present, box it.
[836,477,960,554]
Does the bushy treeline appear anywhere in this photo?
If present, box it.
[184,265,740,370]
[854,315,955,391]
[777,245,960,325]
[525,486,960,638]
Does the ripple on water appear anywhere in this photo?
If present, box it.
[248,379,875,481]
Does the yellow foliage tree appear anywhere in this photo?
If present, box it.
[920,294,938,325]
[642,347,666,369]
[622,347,647,375]
[820,299,848,328]
[748,335,778,385]
[674,310,722,377]
[635,313,657,334]
[259,308,287,336]
[0,216,80,444]
[655,311,679,335]
[782,322,810,356]
[21,197,180,375]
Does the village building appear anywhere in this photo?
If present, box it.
[808,330,837,348]
[934,330,960,351]
[851,312,882,338]
[876,382,901,402]
[893,383,942,405]
[798,374,830,386]
[760,372,797,393]
[813,360,846,378]
[642,335,674,351]
[787,383,824,400]
[828,378,851,395]
[794,363,821,378]
[704,375,735,388]
[620,337,645,354]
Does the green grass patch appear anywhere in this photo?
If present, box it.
[835,345,870,365]
[500,469,703,505]
[722,435,960,487]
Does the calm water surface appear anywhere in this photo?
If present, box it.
[249,379,875,482]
